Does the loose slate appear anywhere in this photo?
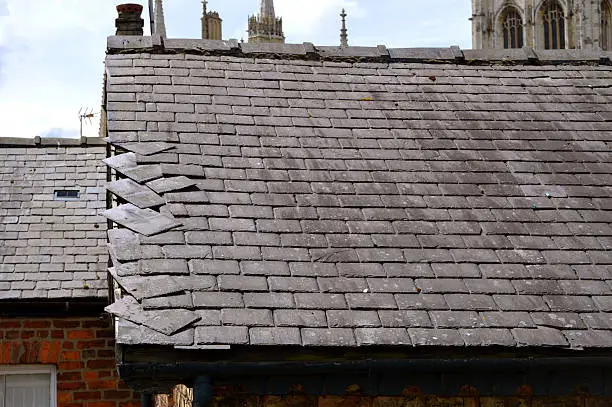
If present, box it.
[109,268,186,300]
[114,142,176,156]
[106,296,200,335]
[104,153,163,183]
[115,318,195,346]
[146,176,197,194]
[102,204,182,236]
[107,178,165,208]
[108,229,142,262]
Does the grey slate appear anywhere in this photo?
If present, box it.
[102,204,181,236]
[105,296,200,335]
[103,44,612,349]
[107,179,165,208]
[0,141,107,300]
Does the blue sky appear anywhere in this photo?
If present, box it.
[0,0,472,139]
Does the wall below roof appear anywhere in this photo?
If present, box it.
[0,316,140,407]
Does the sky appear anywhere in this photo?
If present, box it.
[0,0,472,139]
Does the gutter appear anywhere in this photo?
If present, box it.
[118,355,612,395]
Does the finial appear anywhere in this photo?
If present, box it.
[202,0,209,39]
[340,8,348,47]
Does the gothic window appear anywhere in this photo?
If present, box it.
[541,1,565,49]
[502,8,524,48]
[602,0,611,50]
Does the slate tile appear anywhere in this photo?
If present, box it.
[250,327,301,345]
[142,293,193,309]
[192,292,244,308]
[196,326,248,344]
[301,328,356,346]
[544,295,597,312]
[274,309,327,327]
[105,297,199,335]
[221,309,273,326]
[189,259,240,275]
[408,328,464,346]
[294,293,346,309]
[107,179,165,208]
[531,312,585,329]
[116,319,194,346]
[494,295,549,312]
[480,312,534,328]
[564,330,612,348]
[102,204,181,236]
[327,310,381,327]
[244,292,294,308]
[511,327,568,347]
[460,328,516,346]
[138,259,188,275]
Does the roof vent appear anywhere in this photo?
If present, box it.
[54,190,80,201]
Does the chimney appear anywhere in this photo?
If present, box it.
[115,4,144,36]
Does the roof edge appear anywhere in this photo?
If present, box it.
[107,36,612,65]
[0,136,106,147]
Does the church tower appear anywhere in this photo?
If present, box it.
[202,1,223,40]
[248,0,285,43]
[472,0,612,50]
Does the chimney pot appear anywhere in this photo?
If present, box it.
[116,3,145,36]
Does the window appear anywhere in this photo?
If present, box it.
[53,190,80,200]
[603,0,611,50]
[0,366,56,407]
[502,8,524,48]
[541,0,566,49]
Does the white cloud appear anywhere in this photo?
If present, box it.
[40,128,80,139]
[0,0,7,16]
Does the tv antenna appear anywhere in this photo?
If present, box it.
[79,108,97,138]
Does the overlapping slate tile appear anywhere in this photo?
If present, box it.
[104,153,163,183]
[113,141,176,156]
[102,204,181,236]
[106,296,200,335]
[107,179,165,208]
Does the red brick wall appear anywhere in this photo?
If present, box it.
[0,316,140,407]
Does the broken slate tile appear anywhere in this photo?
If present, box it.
[109,268,209,299]
[115,141,176,156]
[146,176,197,194]
[102,204,181,236]
[107,179,165,208]
[115,318,195,346]
[104,153,163,183]
[106,296,200,335]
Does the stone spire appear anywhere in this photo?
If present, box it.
[248,0,285,43]
[154,0,166,38]
[260,0,276,19]
[340,8,348,47]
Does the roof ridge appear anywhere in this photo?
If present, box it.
[0,136,106,147]
[107,36,612,65]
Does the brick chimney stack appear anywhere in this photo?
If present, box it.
[115,4,144,36]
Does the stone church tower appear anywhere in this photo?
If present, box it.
[248,0,285,43]
[201,1,223,40]
[472,0,611,50]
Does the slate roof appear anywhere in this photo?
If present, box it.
[103,38,612,350]
[0,137,108,300]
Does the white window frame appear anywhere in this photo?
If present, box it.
[0,365,57,407]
